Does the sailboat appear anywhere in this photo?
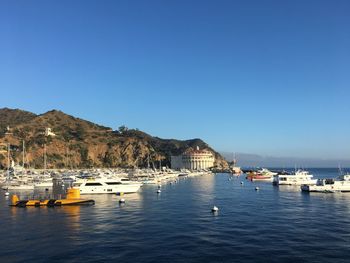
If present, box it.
[2,143,34,191]
[34,143,53,190]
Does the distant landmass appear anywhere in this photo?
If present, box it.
[0,108,227,169]
[221,152,350,168]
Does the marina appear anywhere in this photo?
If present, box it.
[1,168,350,262]
[1,1,349,261]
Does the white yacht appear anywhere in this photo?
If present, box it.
[275,170,317,186]
[72,177,142,194]
[301,174,350,193]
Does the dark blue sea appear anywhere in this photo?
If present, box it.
[1,168,350,263]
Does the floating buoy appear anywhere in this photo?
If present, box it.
[4,192,10,196]
[255,187,260,191]
[119,198,125,204]
[157,189,161,194]
[212,206,219,212]
[158,185,161,189]
[240,182,244,185]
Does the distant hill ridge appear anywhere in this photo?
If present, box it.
[0,108,228,169]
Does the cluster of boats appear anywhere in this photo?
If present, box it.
[1,165,213,195]
[244,168,350,193]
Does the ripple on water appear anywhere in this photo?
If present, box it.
[1,170,350,262]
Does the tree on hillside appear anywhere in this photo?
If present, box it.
[118,125,128,134]
[75,124,85,140]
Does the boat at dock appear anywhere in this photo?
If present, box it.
[301,174,350,193]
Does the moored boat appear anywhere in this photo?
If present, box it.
[72,177,142,194]
[246,168,276,182]
[275,170,317,186]
[9,188,95,207]
[301,174,350,193]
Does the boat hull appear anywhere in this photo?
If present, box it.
[302,184,350,193]
[76,184,142,194]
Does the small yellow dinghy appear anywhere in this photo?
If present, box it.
[10,188,95,207]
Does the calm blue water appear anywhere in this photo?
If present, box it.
[1,168,350,263]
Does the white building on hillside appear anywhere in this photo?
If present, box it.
[45,127,56,137]
[171,146,215,170]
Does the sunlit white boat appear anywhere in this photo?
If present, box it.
[275,170,317,186]
[301,174,350,193]
[72,178,142,194]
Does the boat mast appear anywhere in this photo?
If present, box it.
[7,143,10,178]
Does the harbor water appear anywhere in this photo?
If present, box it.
[1,168,350,263]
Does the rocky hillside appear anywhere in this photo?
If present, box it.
[0,108,228,169]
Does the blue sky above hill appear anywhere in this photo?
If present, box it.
[1,0,349,162]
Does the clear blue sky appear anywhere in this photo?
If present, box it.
[1,0,349,159]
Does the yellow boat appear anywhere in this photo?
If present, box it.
[10,188,95,207]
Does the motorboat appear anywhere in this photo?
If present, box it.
[301,174,350,193]
[72,177,142,194]
[247,168,276,182]
[274,170,317,186]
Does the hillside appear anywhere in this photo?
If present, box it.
[0,108,228,169]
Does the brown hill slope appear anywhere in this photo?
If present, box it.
[0,108,228,169]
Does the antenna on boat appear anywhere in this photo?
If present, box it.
[338,164,343,175]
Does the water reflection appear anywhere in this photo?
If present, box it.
[60,206,81,235]
[276,185,302,193]
[4,171,350,263]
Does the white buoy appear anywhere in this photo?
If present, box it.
[255,187,260,191]
[4,192,10,196]
[119,198,126,204]
[240,181,244,185]
[212,206,219,212]
[157,189,161,194]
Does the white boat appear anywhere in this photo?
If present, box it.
[275,170,317,186]
[2,183,34,191]
[301,174,350,193]
[72,178,142,194]
[34,181,53,189]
